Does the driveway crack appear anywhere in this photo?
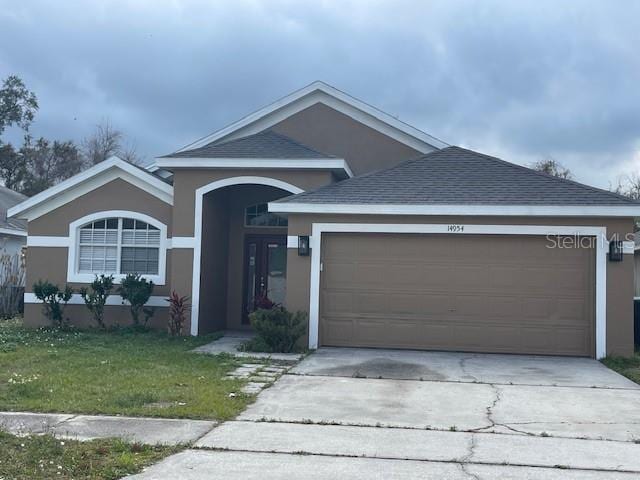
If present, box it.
[457,433,482,479]
[458,355,479,383]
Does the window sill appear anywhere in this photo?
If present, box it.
[68,273,165,285]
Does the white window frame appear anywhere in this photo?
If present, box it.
[67,210,168,285]
[244,202,288,228]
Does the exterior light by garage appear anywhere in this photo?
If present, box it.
[298,235,310,256]
[609,240,623,262]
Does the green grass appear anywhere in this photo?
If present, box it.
[0,430,181,480]
[0,318,252,419]
[602,350,640,385]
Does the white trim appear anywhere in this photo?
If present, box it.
[0,227,26,237]
[269,202,640,218]
[170,237,196,249]
[27,236,70,247]
[307,223,608,359]
[287,236,298,249]
[24,292,168,308]
[67,210,168,285]
[156,157,354,178]
[173,81,447,155]
[190,176,304,336]
[8,157,174,221]
[622,241,635,254]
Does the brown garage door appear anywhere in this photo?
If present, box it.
[320,233,595,357]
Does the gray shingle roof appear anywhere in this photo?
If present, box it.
[0,185,27,232]
[166,130,336,159]
[276,146,639,206]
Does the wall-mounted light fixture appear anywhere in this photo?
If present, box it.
[609,240,623,262]
[298,235,310,256]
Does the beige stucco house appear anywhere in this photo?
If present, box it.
[9,81,640,358]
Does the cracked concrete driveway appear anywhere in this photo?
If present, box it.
[129,348,640,479]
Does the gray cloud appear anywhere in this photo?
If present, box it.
[0,0,639,188]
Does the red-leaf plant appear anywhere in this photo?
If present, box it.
[166,291,190,336]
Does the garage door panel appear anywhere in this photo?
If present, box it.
[355,292,446,315]
[320,233,595,357]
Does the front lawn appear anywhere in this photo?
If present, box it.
[0,430,181,480]
[0,318,251,419]
[602,350,640,385]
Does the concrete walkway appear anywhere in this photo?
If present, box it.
[128,348,640,479]
[0,411,216,445]
[191,331,304,362]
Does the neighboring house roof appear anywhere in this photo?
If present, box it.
[161,81,448,161]
[166,130,337,159]
[0,186,27,236]
[8,157,174,222]
[270,146,640,217]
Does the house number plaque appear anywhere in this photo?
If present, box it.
[447,224,465,233]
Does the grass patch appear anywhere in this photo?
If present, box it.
[0,429,181,479]
[602,350,640,385]
[0,318,252,419]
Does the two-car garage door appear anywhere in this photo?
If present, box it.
[319,233,595,357]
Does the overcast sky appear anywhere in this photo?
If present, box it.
[1,0,639,189]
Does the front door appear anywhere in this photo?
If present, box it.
[242,235,287,324]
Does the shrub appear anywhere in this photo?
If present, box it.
[246,307,307,353]
[166,291,190,336]
[79,274,114,329]
[32,280,73,329]
[117,274,154,327]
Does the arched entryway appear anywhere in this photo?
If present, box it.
[190,177,303,335]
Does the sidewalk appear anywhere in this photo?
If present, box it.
[0,411,216,445]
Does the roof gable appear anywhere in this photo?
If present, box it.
[270,146,640,217]
[169,81,448,157]
[9,157,174,222]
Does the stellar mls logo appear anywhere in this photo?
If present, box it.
[545,232,634,249]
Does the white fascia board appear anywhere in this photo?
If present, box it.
[268,202,640,218]
[0,227,27,237]
[174,81,447,154]
[8,157,174,221]
[155,157,354,177]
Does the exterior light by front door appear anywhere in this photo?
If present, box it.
[298,235,310,256]
[608,240,623,262]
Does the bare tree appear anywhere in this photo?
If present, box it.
[82,120,122,165]
[530,157,573,179]
[82,120,141,165]
[612,173,640,200]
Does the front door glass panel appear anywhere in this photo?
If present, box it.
[243,236,286,324]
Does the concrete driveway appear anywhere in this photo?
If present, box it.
[130,348,640,479]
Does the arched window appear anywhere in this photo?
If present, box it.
[68,211,167,284]
[244,203,288,227]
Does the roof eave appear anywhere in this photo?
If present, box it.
[153,157,354,179]
[8,157,174,222]
[268,202,640,217]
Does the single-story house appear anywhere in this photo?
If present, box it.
[9,81,640,358]
[0,185,27,257]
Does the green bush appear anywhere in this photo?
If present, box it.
[80,274,114,329]
[32,280,73,329]
[246,307,307,353]
[117,274,154,327]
